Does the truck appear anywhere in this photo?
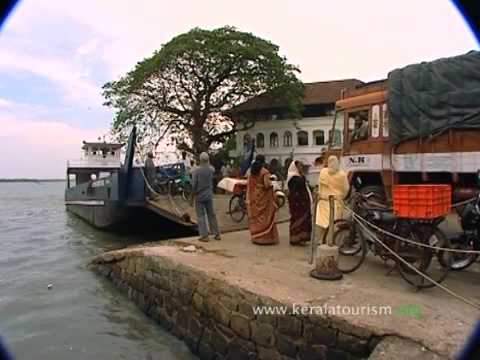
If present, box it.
[326,50,480,205]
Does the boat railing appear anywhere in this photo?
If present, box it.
[67,159,122,168]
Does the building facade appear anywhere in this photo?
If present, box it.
[228,79,363,182]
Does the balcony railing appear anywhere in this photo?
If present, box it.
[67,159,122,168]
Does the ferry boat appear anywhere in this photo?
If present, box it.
[65,128,197,233]
[64,129,140,230]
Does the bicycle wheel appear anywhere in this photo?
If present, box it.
[229,194,246,223]
[397,224,451,289]
[323,220,367,273]
[181,183,192,202]
[275,192,286,208]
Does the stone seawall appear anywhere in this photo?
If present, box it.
[89,246,445,360]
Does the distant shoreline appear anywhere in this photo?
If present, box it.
[0,179,65,183]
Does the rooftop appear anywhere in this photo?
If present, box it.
[230,79,363,113]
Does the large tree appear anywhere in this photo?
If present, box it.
[103,26,304,157]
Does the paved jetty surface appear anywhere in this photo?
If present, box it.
[122,218,480,359]
[147,193,290,233]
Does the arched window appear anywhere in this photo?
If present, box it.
[283,131,292,147]
[297,131,309,146]
[270,132,279,147]
[313,130,325,146]
[256,133,264,148]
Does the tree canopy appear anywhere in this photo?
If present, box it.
[103,26,304,157]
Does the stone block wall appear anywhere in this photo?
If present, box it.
[91,250,382,360]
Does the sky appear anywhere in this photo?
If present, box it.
[0,0,477,178]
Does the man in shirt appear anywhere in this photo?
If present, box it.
[144,151,157,199]
[192,152,221,242]
[350,114,368,142]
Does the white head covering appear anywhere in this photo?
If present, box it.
[327,155,340,175]
[287,160,313,204]
[287,160,301,185]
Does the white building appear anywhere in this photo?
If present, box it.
[228,79,362,182]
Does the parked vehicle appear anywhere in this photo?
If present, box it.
[330,189,452,289]
[447,170,480,270]
[228,175,286,223]
[155,162,187,195]
[325,51,480,207]
[171,173,192,201]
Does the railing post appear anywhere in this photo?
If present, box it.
[327,195,335,246]
[308,193,318,265]
[310,194,343,280]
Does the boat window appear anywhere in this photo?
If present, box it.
[348,109,369,143]
[68,174,76,188]
[99,171,111,179]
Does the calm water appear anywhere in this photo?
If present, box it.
[0,182,197,360]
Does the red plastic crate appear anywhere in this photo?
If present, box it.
[393,184,451,219]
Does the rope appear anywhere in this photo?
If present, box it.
[352,214,480,310]
[135,145,186,219]
[452,197,476,208]
[343,204,480,255]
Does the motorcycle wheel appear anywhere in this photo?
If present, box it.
[397,225,451,289]
[448,242,479,271]
[323,220,367,273]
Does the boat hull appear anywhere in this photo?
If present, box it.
[65,200,128,230]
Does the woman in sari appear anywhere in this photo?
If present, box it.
[287,160,313,245]
[246,155,279,245]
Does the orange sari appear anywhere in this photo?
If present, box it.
[246,168,279,245]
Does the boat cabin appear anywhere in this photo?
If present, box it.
[66,141,124,188]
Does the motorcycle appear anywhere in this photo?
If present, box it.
[449,175,480,270]
[171,174,192,201]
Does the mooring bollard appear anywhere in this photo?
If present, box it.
[310,194,343,280]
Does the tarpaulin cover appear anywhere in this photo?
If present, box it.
[388,50,480,145]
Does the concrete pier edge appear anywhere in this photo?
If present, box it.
[89,244,447,360]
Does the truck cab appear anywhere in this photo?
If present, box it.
[327,65,480,205]
[328,81,392,200]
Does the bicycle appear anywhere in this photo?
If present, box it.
[229,188,247,223]
[228,182,285,223]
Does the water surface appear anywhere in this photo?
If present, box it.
[0,182,196,360]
